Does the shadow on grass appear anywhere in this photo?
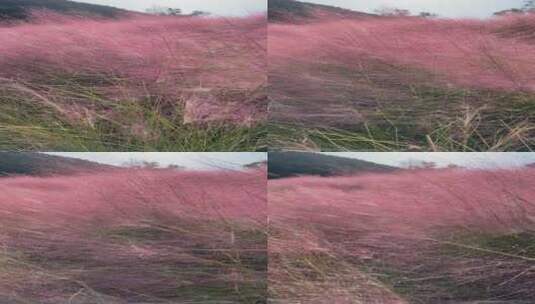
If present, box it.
[1,218,267,303]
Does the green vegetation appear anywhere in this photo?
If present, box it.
[268,123,410,151]
[102,222,267,303]
[442,231,535,259]
[3,221,267,303]
[0,81,267,151]
[270,231,535,302]
[269,250,404,303]
[269,85,535,152]
[360,232,535,303]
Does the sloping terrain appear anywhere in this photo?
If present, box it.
[268,152,397,178]
[0,152,112,176]
[0,0,126,20]
[269,167,535,303]
[268,1,535,151]
[268,0,376,23]
[0,167,267,303]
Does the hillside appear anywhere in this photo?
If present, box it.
[268,0,376,23]
[0,152,112,176]
[0,0,126,20]
[268,152,398,178]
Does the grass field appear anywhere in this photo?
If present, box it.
[269,166,535,303]
[0,166,267,303]
[0,11,267,151]
[269,9,535,151]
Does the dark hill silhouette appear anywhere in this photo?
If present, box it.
[245,161,268,168]
[268,152,398,179]
[0,152,113,176]
[0,0,126,20]
[268,0,377,23]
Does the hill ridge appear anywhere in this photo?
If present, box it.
[268,0,377,23]
[0,152,114,176]
[268,152,398,179]
[0,0,126,20]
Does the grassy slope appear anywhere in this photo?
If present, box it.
[268,3,535,152]
[268,152,397,178]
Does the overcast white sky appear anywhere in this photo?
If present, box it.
[47,153,266,170]
[307,0,525,18]
[43,152,535,171]
[78,0,266,16]
[323,153,535,169]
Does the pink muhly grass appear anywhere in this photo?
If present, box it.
[0,167,267,230]
[0,11,267,124]
[0,167,267,302]
[270,167,535,247]
[269,14,535,91]
[269,167,535,302]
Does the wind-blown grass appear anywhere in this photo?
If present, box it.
[269,167,535,303]
[0,12,267,151]
[269,12,535,151]
[0,166,267,303]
